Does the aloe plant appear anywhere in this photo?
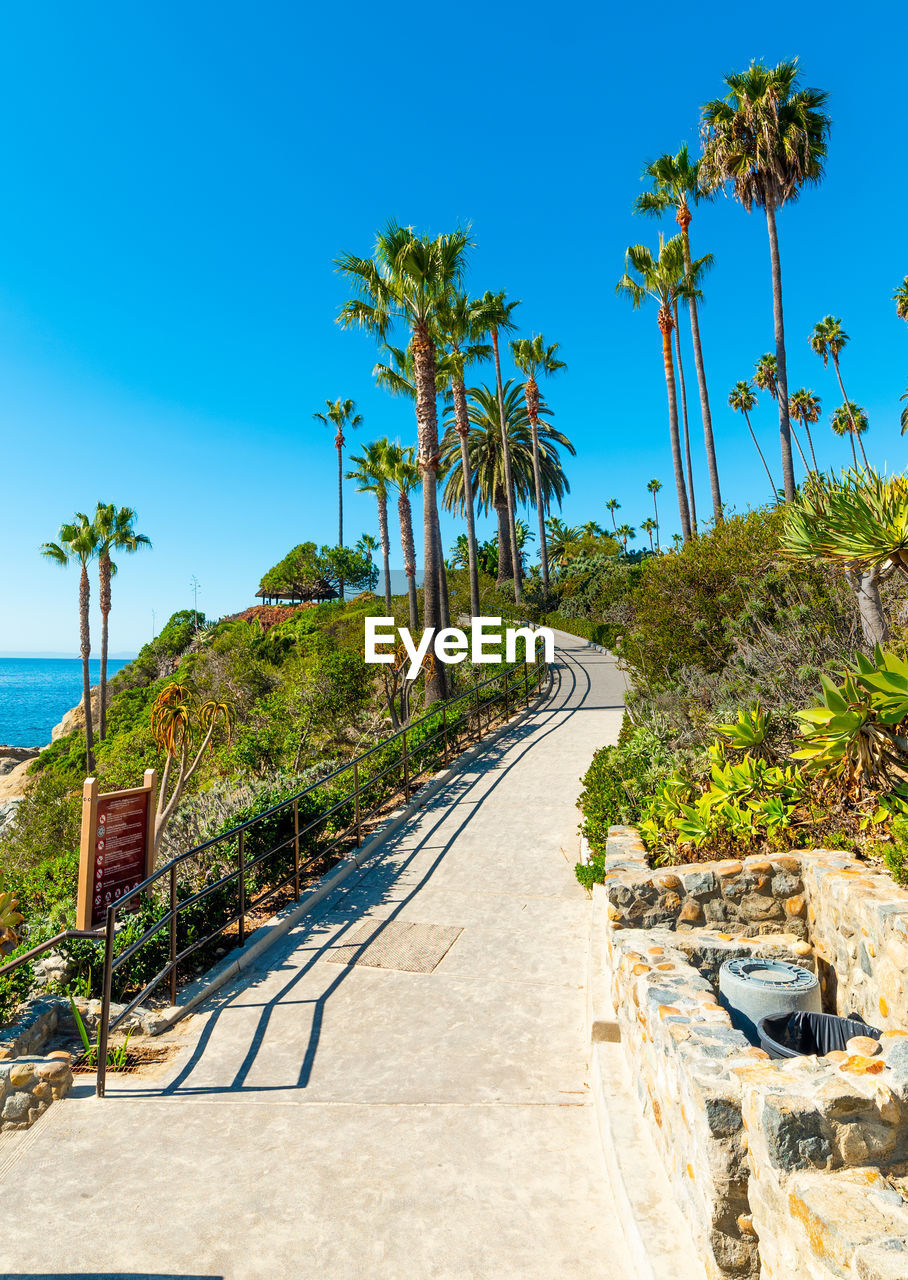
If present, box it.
[0,888,23,945]
[715,704,770,754]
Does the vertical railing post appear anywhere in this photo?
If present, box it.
[353,757,362,847]
[442,700,449,766]
[402,726,410,801]
[169,862,177,1006]
[504,666,510,721]
[475,682,482,741]
[96,905,116,1098]
[525,661,530,707]
[238,829,246,948]
[293,797,301,899]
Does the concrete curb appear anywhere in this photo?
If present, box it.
[586,883,705,1280]
[152,665,556,1034]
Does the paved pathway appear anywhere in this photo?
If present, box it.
[2,634,630,1279]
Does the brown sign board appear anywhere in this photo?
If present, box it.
[77,769,157,930]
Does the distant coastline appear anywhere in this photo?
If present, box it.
[0,651,137,660]
[0,657,132,748]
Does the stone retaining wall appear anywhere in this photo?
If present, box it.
[601,826,908,1280]
[0,1053,73,1131]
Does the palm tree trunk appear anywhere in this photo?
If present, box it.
[742,408,778,500]
[412,321,446,701]
[495,490,513,584]
[377,493,392,612]
[832,357,869,468]
[765,195,796,501]
[659,314,692,542]
[673,299,697,534]
[398,492,419,633]
[523,373,550,592]
[789,421,810,473]
[98,552,111,741]
[79,562,95,773]
[802,422,819,472]
[679,222,723,522]
[336,438,345,599]
[652,492,660,550]
[435,500,451,631]
[491,328,522,603]
[453,378,481,617]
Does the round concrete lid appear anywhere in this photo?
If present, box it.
[721,957,817,991]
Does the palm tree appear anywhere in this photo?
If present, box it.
[605,498,620,533]
[440,381,573,587]
[346,440,394,611]
[41,514,100,771]
[672,296,697,533]
[635,143,723,521]
[647,479,662,548]
[809,317,867,466]
[434,294,491,618]
[93,504,150,740]
[728,381,777,499]
[830,402,869,469]
[384,443,421,632]
[356,533,380,564]
[901,386,908,436]
[617,235,701,541]
[580,520,605,538]
[754,353,810,473]
[641,517,657,550]
[312,398,363,552]
[701,59,831,502]
[788,389,821,471]
[337,221,472,701]
[476,289,523,602]
[510,334,567,595]
[545,516,580,569]
[894,277,908,327]
[616,523,635,551]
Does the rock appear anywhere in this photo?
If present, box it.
[1,1091,31,1122]
[681,869,718,899]
[846,1036,881,1057]
[678,900,705,925]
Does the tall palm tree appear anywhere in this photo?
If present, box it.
[754,353,810,473]
[476,289,523,602]
[93,503,150,740]
[434,294,491,618]
[337,221,472,701]
[830,401,870,468]
[894,277,908,327]
[356,533,380,564]
[616,523,635,551]
[635,143,723,521]
[312,398,363,551]
[788,389,821,471]
[809,317,866,465]
[617,235,703,541]
[647,479,662,548]
[580,520,605,538]
[384,443,423,632]
[605,498,620,532]
[346,440,394,611]
[641,517,657,550]
[510,334,568,594]
[701,59,831,502]
[440,381,573,588]
[41,514,100,772]
[670,298,696,532]
[728,381,778,499]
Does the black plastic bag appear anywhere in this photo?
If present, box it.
[758,1010,881,1059]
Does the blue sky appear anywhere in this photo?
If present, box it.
[1,1,906,654]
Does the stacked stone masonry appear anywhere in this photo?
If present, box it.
[602,826,908,1280]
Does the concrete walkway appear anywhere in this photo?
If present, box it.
[2,634,632,1280]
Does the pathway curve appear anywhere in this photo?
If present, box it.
[2,633,630,1279]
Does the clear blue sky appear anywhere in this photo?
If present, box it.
[2,1,906,654]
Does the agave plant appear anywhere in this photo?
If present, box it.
[781,468,908,646]
[0,888,23,945]
[715,705,770,754]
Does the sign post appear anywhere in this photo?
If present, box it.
[77,769,157,931]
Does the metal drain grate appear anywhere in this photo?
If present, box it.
[326,919,463,973]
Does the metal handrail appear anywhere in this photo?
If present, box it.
[0,645,549,1094]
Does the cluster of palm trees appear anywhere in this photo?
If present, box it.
[620,58,875,537]
[41,504,150,771]
[312,222,573,701]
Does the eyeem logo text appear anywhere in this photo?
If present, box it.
[365,617,554,680]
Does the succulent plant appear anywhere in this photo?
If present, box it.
[0,888,23,944]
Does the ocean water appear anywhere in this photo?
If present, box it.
[0,658,132,748]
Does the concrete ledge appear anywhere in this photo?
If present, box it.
[152,667,555,1034]
[586,883,704,1280]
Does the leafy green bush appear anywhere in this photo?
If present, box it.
[576,724,672,857]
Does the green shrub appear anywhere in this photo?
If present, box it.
[576,724,672,857]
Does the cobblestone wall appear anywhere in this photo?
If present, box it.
[0,1053,73,1131]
